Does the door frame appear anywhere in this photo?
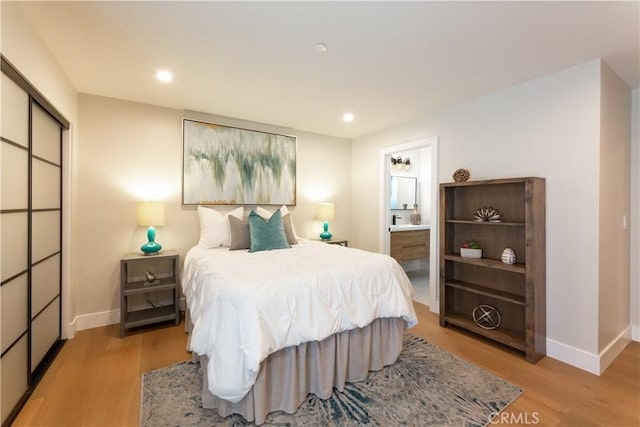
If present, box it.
[379,136,439,313]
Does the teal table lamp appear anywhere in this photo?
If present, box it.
[317,202,335,240]
[137,201,165,255]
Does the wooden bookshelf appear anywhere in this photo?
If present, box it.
[439,177,546,363]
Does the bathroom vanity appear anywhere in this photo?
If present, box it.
[389,225,430,263]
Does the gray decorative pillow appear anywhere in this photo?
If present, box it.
[248,210,290,253]
[228,215,250,250]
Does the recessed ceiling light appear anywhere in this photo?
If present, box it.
[343,112,354,122]
[156,70,173,82]
[314,43,327,52]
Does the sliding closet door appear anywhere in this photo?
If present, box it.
[30,103,62,375]
[1,58,66,426]
[1,71,30,425]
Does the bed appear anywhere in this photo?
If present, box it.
[182,207,418,424]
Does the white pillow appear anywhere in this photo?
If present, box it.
[197,206,244,248]
[256,205,300,242]
[279,205,300,240]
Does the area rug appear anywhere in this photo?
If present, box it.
[140,334,522,426]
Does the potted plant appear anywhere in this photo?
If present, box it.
[460,240,482,258]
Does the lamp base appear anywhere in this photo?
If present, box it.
[141,241,162,255]
[319,220,332,240]
[141,225,162,255]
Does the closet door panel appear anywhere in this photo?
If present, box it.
[31,211,61,263]
[0,274,28,353]
[31,255,60,316]
[0,335,28,424]
[1,212,28,281]
[31,297,60,372]
[32,159,61,210]
[1,73,28,148]
[2,58,66,427]
[1,143,28,209]
[32,103,61,165]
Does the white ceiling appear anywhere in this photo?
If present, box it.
[18,1,640,139]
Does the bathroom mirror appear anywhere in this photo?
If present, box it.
[390,176,417,209]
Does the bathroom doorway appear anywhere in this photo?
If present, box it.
[380,137,439,313]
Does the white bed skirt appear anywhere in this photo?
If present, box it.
[198,317,406,425]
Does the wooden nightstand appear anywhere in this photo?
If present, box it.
[316,239,348,247]
[120,250,180,337]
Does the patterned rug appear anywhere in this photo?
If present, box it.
[140,334,522,426]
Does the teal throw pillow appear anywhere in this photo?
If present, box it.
[248,209,291,253]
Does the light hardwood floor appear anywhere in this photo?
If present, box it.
[12,303,640,426]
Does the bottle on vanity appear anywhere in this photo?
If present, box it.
[410,204,421,225]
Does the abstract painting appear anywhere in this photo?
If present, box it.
[182,119,296,205]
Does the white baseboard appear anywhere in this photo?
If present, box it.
[66,316,78,339]
[70,309,120,333]
[547,326,632,375]
[546,338,600,375]
[632,324,640,342]
[598,327,632,374]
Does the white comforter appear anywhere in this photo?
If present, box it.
[182,239,418,403]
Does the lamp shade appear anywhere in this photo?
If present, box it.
[137,202,166,227]
[316,203,335,221]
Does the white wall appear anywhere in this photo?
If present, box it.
[1,3,77,121]
[597,63,631,355]
[420,146,432,226]
[1,2,79,338]
[631,88,639,342]
[351,60,604,360]
[75,94,351,321]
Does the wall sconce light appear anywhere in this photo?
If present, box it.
[391,156,411,170]
[137,201,165,255]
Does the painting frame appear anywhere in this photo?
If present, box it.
[182,119,297,206]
